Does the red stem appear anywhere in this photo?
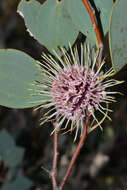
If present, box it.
[82,0,104,66]
[59,112,89,190]
[82,0,103,47]
[51,123,59,190]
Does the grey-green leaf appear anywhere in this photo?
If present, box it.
[68,0,112,42]
[0,49,49,108]
[18,0,79,51]
[109,0,127,72]
[0,131,24,167]
[2,176,32,190]
[18,0,40,38]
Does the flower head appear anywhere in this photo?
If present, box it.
[30,43,122,140]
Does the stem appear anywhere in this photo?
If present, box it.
[82,0,104,66]
[59,112,89,190]
[82,0,103,47]
[51,123,59,190]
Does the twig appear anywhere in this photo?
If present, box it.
[82,0,103,47]
[82,0,104,66]
[51,123,59,190]
[59,111,89,190]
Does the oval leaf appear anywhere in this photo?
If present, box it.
[0,49,49,108]
[18,0,40,38]
[68,0,112,42]
[109,0,127,72]
[0,130,24,167]
[18,0,79,51]
[2,176,32,190]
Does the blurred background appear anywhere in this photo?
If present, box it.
[0,0,127,190]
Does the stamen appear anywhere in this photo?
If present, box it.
[74,120,80,142]
[69,42,76,63]
[53,50,65,67]
[81,43,84,67]
[43,54,61,72]
[40,111,58,125]
[97,107,112,121]
[61,47,72,68]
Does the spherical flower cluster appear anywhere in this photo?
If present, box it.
[31,43,122,140]
[51,65,105,122]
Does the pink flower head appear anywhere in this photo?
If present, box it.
[31,43,122,140]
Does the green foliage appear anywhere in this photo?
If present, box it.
[19,0,112,50]
[19,0,79,51]
[2,176,32,190]
[0,130,32,190]
[68,0,112,42]
[0,49,50,108]
[109,0,127,72]
[18,0,40,38]
[0,130,24,167]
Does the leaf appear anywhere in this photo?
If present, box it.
[2,176,32,190]
[0,49,49,108]
[18,0,79,51]
[0,130,24,167]
[68,0,113,42]
[109,0,127,72]
[18,0,40,37]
